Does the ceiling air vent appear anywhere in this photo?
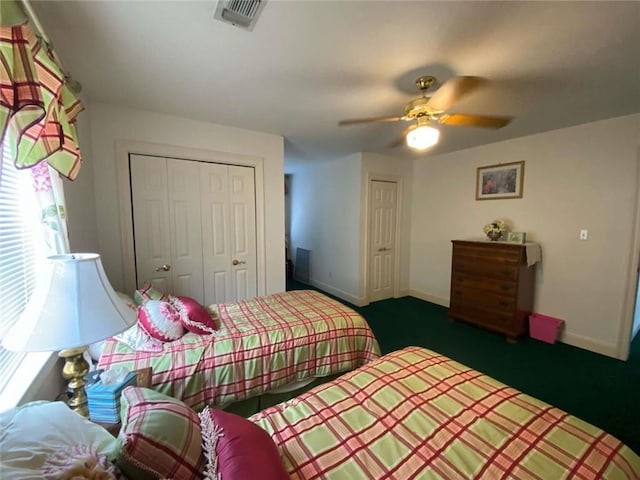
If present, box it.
[214,0,267,31]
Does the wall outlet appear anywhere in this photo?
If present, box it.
[579,229,589,240]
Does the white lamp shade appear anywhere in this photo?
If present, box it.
[406,125,440,150]
[2,253,137,352]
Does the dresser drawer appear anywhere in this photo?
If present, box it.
[449,302,513,330]
[452,257,518,282]
[450,286,516,313]
[452,243,521,265]
[451,273,517,297]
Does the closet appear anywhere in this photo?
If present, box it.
[130,154,257,305]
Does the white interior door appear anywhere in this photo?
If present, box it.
[368,180,398,302]
[130,155,173,295]
[131,155,256,305]
[200,163,257,304]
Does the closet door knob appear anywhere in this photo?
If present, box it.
[232,259,246,266]
[155,264,171,272]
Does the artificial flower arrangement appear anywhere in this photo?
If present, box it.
[482,220,507,238]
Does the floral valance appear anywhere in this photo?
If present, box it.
[0,17,83,181]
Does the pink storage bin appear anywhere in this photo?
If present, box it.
[529,314,564,344]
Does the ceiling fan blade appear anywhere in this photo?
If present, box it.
[338,115,403,126]
[426,76,486,112]
[438,113,512,129]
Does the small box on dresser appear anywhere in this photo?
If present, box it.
[449,240,538,341]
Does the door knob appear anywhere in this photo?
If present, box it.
[154,264,171,272]
[378,247,390,252]
[232,259,246,266]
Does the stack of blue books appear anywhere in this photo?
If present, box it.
[86,371,137,423]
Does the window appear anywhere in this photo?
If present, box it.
[0,143,47,393]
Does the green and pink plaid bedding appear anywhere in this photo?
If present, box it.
[251,347,640,480]
[98,290,380,410]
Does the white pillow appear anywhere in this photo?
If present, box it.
[0,401,117,479]
[87,341,105,363]
[114,324,163,352]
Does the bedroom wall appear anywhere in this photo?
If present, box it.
[87,102,286,295]
[410,113,640,358]
[287,152,413,305]
[288,154,363,303]
[64,104,100,253]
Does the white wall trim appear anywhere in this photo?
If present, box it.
[308,278,366,307]
[408,289,619,358]
[617,146,640,360]
[115,140,266,296]
[562,331,619,359]
[360,172,404,305]
[397,288,411,298]
[408,289,450,308]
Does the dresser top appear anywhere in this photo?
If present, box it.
[452,239,541,266]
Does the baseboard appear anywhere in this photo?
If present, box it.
[561,331,619,359]
[397,288,411,299]
[408,289,450,308]
[307,278,365,306]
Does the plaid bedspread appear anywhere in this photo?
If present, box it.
[251,347,640,480]
[98,290,380,410]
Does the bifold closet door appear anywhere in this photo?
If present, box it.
[130,155,205,303]
[200,163,257,304]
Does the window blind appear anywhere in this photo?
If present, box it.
[0,146,45,393]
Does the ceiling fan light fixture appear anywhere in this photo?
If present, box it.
[406,124,439,150]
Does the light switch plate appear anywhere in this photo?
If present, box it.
[579,229,588,240]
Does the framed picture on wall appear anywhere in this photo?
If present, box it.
[476,161,525,200]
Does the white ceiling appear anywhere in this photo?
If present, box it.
[34,1,640,164]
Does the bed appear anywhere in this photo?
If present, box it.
[251,346,640,480]
[97,289,380,411]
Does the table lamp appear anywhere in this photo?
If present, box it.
[2,253,137,417]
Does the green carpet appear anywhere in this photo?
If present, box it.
[287,280,640,454]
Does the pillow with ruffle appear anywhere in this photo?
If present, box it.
[169,295,218,334]
[134,283,170,306]
[116,387,204,480]
[0,401,117,479]
[137,300,185,342]
[199,407,288,480]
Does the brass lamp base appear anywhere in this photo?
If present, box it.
[59,346,90,417]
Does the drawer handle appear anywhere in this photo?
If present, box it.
[500,285,510,291]
[499,301,509,307]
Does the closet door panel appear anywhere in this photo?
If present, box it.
[130,155,172,292]
[167,159,204,303]
[228,166,257,300]
[201,163,232,304]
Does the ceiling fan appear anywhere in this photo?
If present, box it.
[338,75,513,151]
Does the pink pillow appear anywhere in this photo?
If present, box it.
[199,407,288,480]
[137,300,185,342]
[170,296,218,334]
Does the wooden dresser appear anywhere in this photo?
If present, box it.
[449,240,537,341]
